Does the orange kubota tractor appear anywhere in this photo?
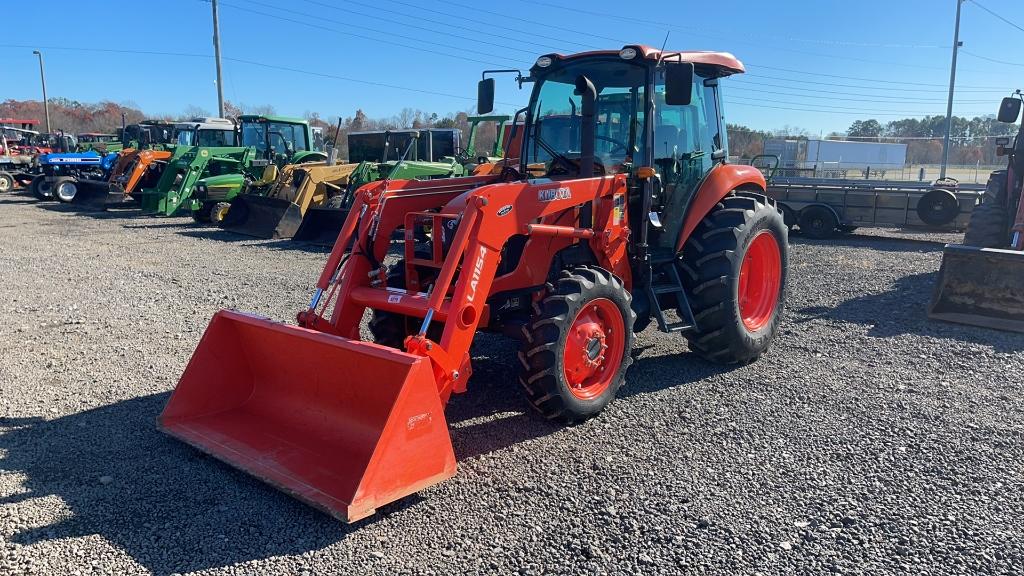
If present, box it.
[160,46,789,522]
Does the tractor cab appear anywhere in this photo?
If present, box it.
[76,133,123,154]
[239,115,322,168]
[491,46,740,252]
[173,117,238,148]
[121,121,177,149]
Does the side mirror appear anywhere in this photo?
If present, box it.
[998,97,1021,123]
[478,78,495,114]
[664,62,694,106]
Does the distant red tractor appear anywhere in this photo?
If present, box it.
[0,118,44,191]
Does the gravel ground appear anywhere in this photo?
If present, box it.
[0,192,1022,576]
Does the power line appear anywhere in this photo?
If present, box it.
[728,126,1012,139]
[222,56,521,105]
[970,0,1024,34]
[514,0,968,72]
[961,49,1024,68]
[731,78,1002,101]
[520,0,948,49]
[382,0,593,49]
[0,43,210,59]
[726,95,989,116]
[741,61,997,89]
[730,84,996,105]
[304,0,567,54]
[725,98,989,117]
[391,0,1006,93]
[0,44,519,108]
[437,0,625,45]
[742,72,1007,94]
[285,0,539,56]
[217,0,525,69]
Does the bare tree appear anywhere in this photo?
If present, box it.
[181,105,211,120]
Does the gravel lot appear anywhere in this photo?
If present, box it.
[1,192,1022,575]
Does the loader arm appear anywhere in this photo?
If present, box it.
[303,173,629,400]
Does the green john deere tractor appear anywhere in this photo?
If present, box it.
[138,115,326,220]
[188,116,326,221]
[76,133,123,154]
[290,128,467,244]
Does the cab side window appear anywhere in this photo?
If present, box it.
[652,70,721,248]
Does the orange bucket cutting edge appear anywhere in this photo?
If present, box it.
[158,310,456,522]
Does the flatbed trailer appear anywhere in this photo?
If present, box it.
[764,176,986,238]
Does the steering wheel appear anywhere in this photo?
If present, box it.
[595,134,628,155]
[546,157,607,178]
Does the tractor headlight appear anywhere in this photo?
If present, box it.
[619,47,638,60]
[535,56,553,68]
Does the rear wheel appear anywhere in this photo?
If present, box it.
[518,266,635,423]
[798,205,838,239]
[963,199,1009,248]
[964,172,1010,248]
[53,177,79,203]
[30,175,53,200]
[0,172,13,193]
[679,192,787,365]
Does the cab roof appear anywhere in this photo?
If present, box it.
[238,114,309,125]
[536,45,745,76]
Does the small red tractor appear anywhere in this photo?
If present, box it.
[930,92,1024,331]
[160,46,789,521]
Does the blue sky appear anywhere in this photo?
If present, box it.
[3,0,1022,135]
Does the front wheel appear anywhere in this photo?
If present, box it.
[518,266,635,424]
[679,191,788,365]
[210,202,232,224]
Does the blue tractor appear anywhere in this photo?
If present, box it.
[30,151,120,202]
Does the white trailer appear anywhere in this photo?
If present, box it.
[803,139,908,176]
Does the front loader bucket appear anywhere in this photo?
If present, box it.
[292,206,350,246]
[159,310,456,522]
[929,244,1024,333]
[73,181,132,210]
[220,194,303,239]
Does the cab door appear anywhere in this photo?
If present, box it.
[651,70,726,249]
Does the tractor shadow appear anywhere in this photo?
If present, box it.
[795,270,1024,352]
[176,228,336,253]
[0,193,36,205]
[0,336,586,573]
[35,202,150,220]
[790,231,951,254]
[446,332,731,460]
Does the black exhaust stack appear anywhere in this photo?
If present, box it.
[574,75,596,227]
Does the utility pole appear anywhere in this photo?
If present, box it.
[31,50,50,133]
[211,0,225,117]
[941,0,964,180]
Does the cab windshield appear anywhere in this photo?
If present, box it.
[176,130,196,146]
[241,121,310,156]
[526,59,646,175]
